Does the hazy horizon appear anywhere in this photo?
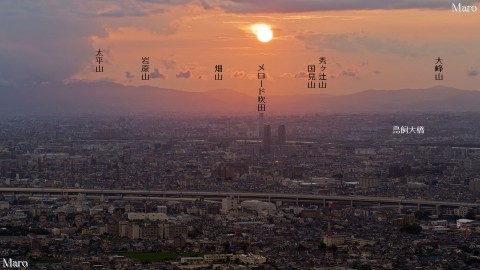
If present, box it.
[1,82,480,116]
[0,0,479,100]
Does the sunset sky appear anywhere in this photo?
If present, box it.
[1,0,479,95]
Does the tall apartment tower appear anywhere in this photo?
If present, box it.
[277,125,286,145]
[263,124,271,154]
[257,112,264,138]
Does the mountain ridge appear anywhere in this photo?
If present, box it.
[0,82,479,115]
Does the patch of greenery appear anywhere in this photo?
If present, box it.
[181,252,204,257]
[0,225,49,236]
[117,252,205,263]
[32,257,62,265]
[118,252,177,262]
[99,235,121,243]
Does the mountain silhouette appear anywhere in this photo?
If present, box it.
[0,82,479,115]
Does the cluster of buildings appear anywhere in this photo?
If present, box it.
[0,112,480,269]
[2,192,480,269]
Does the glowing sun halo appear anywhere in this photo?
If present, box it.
[251,24,273,43]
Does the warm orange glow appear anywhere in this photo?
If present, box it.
[251,24,273,43]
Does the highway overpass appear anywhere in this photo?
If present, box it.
[0,187,478,209]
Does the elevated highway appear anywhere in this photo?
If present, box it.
[0,187,477,209]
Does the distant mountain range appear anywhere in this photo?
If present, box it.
[0,82,479,115]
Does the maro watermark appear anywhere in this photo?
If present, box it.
[452,2,478,12]
[2,258,29,268]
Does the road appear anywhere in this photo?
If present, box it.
[0,187,477,208]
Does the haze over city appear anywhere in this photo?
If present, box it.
[1,1,480,270]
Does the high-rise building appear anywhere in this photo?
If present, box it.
[257,112,264,138]
[221,196,238,212]
[263,124,271,153]
[359,178,380,188]
[277,125,286,145]
[469,178,480,194]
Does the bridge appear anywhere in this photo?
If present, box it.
[0,187,477,209]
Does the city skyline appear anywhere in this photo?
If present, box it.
[2,1,480,269]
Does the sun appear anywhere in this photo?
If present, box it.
[251,24,273,43]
